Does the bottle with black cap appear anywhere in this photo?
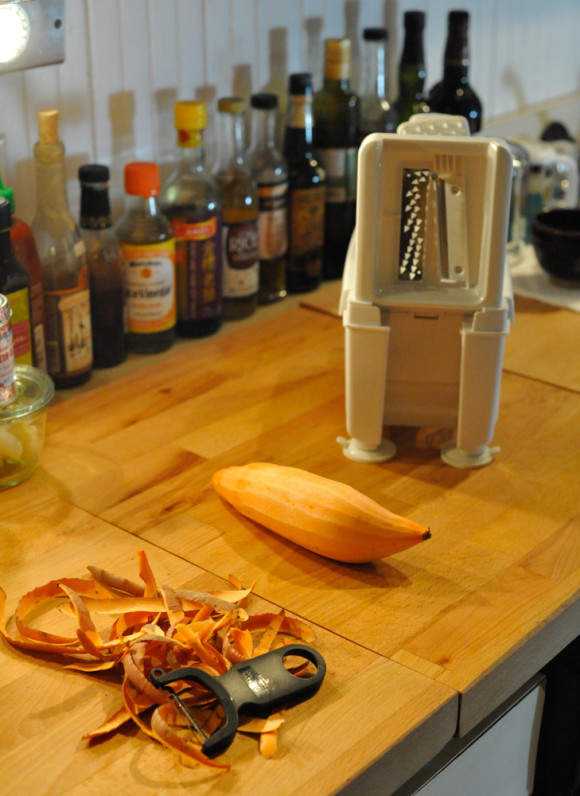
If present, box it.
[79,164,126,368]
[247,92,288,304]
[358,27,397,141]
[283,73,326,293]
[395,11,429,124]
[428,10,483,134]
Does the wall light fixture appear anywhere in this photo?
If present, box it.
[0,0,65,75]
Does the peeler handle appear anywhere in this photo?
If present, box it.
[149,643,326,758]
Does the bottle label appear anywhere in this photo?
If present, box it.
[0,320,15,406]
[287,96,308,129]
[7,288,33,366]
[222,219,259,299]
[314,147,357,203]
[289,186,326,262]
[257,179,288,260]
[44,267,93,376]
[171,215,223,320]
[122,241,176,333]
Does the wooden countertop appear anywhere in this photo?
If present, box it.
[1,290,579,794]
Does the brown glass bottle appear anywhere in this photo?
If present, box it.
[395,11,430,124]
[214,97,259,320]
[283,73,326,293]
[313,39,359,281]
[428,10,483,134]
[79,164,126,368]
[117,162,176,354]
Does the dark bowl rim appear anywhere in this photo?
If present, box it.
[532,208,580,240]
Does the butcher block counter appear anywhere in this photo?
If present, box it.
[1,286,579,795]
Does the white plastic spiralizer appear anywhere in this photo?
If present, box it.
[340,118,514,468]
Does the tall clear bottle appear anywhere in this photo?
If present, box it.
[116,162,176,354]
[159,101,223,337]
[358,27,398,141]
[395,11,430,124]
[214,97,259,320]
[283,73,326,294]
[313,38,359,280]
[247,93,288,304]
[78,164,126,368]
[428,10,483,134]
[0,197,33,365]
[31,109,92,388]
[0,173,46,369]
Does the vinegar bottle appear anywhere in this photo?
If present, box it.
[395,11,429,124]
[247,92,288,304]
[78,164,126,368]
[0,172,46,369]
[214,97,259,320]
[159,101,223,337]
[283,73,326,293]
[31,109,92,388]
[117,162,176,354]
[0,197,33,366]
[313,38,359,280]
[428,10,483,134]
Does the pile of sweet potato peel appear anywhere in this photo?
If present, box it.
[0,550,317,770]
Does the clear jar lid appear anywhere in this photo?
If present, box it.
[0,365,54,424]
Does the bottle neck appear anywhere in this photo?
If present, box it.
[125,194,160,217]
[33,141,72,215]
[324,56,351,89]
[284,94,314,160]
[251,107,277,150]
[443,23,470,82]
[400,31,425,69]
[362,40,387,99]
[0,225,12,261]
[80,182,113,230]
[177,133,207,171]
[218,112,247,170]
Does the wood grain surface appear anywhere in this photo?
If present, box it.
[1,300,579,793]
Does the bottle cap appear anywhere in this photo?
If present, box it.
[363,27,388,41]
[0,173,15,214]
[78,163,110,183]
[218,96,246,114]
[124,162,161,197]
[449,10,469,25]
[0,195,12,232]
[404,11,425,31]
[174,100,206,131]
[250,92,278,110]
[288,73,312,95]
[37,109,59,145]
[324,39,351,80]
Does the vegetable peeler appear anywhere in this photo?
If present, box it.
[149,643,326,757]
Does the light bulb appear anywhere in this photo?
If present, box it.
[0,4,30,64]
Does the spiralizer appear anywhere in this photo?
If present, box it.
[340,117,514,468]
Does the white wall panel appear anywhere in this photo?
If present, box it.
[0,0,578,226]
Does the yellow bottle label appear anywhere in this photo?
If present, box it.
[122,240,176,333]
[7,288,33,366]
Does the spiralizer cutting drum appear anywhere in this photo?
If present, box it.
[340,115,514,468]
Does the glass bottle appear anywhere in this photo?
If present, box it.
[313,38,359,280]
[159,101,223,337]
[0,173,46,369]
[78,164,126,368]
[116,162,176,354]
[214,97,259,320]
[428,10,483,134]
[395,11,430,124]
[247,92,288,304]
[358,27,398,141]
[31,109,92,389]
[0,197,33,366]
[283,73,326,294]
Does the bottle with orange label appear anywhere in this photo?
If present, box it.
[117,162,176,354]
[159,101,223,337]
[31,109,92,388]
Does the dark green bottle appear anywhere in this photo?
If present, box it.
[313,38,359,281]
[395,11,429,124]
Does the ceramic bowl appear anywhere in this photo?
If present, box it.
[0,365,54,488]
[531,208,580,285]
